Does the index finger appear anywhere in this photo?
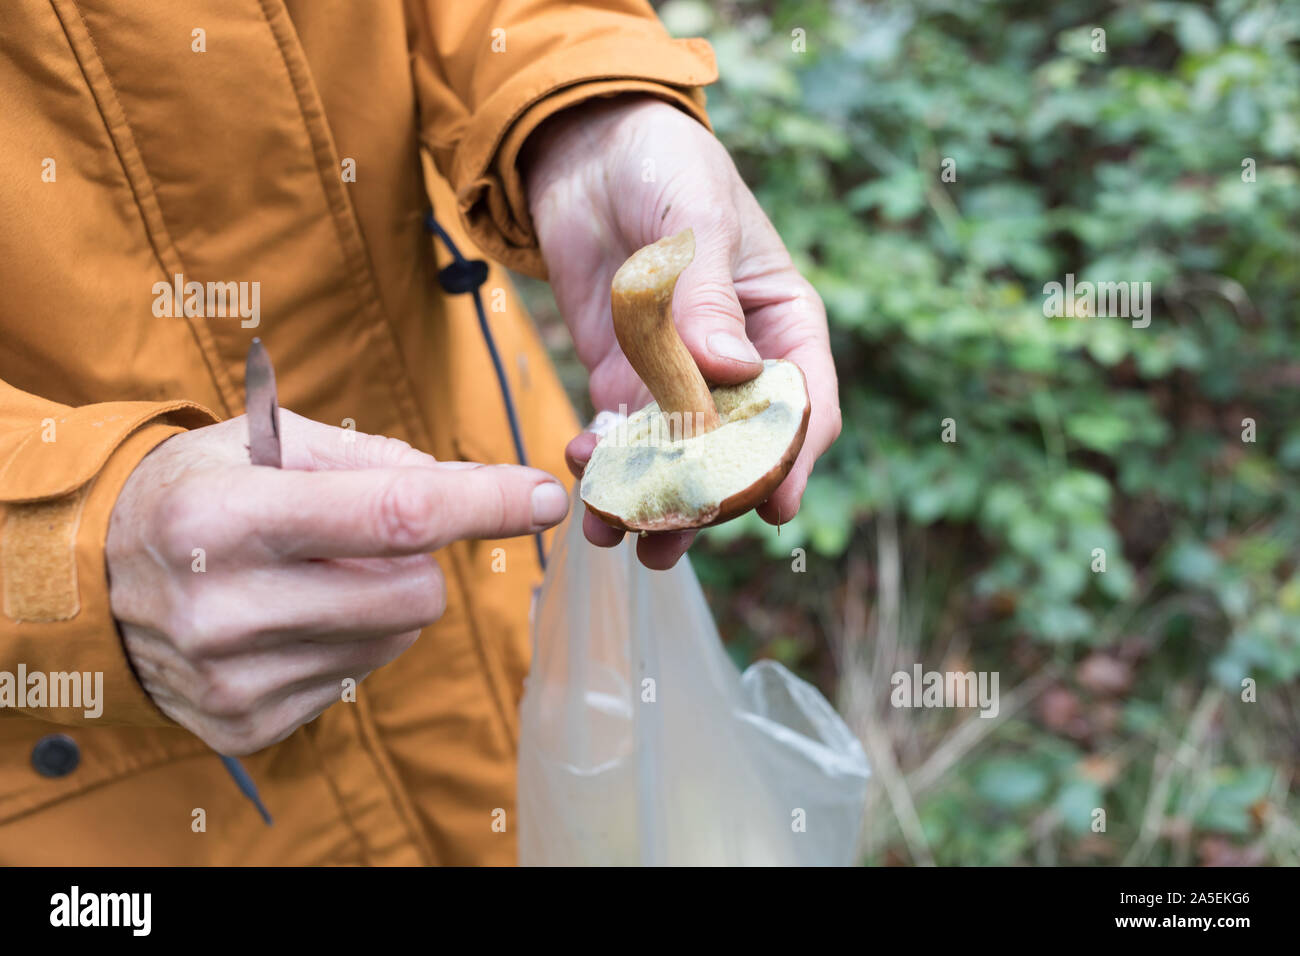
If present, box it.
[235,463,569,559]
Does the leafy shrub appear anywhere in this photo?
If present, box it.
[651,0,1300,864]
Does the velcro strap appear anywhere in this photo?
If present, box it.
[2,484,91,622]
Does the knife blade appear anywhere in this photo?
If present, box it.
[245,337,282,468]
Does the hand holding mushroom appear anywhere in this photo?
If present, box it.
[524,95,841,568]
[581,229,810,533]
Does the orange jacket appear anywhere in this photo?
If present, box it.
[0,0,715,864]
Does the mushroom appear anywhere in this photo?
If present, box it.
[580,228,810,532]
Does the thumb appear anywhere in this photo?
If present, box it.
[274,410,443,471]
[668,224,763,386]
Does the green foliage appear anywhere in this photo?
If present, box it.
[653,0,1300,864]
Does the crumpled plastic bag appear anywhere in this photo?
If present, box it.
[519,485,871,865]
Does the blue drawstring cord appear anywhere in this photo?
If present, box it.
[220,754,272,824]
[424,210,546,571]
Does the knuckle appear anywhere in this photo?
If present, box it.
[194,666,257,721]
[691,193,734,238]
[206,716,267,756]
[394,629,422,654]
[801,283,827,317]
[358,630,420,675]
[375,472,434,551]
[587,359,626,412]
[686,280,742,318]
[384,555,444,628]
[417,559,447,623]
[154,483,209,563]
[225,699,317,755]
[485,478,512,536]
[167,594,246,657]
[381,630,422,666]
[827,403,844,444]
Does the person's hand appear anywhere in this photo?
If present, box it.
[523,95,840,569]
[106,411,568,755]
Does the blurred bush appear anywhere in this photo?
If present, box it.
[660,0,1300,865]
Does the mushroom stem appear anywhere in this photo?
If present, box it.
[611,228,721,441]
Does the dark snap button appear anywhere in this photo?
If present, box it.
[32,734,80,778]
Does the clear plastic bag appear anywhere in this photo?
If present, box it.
[519,486,871,865]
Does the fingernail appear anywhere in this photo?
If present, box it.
[707,332,761,364]
[438,461,482,470]
[531,482,569,525]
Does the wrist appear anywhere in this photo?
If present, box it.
[521,93,685,208]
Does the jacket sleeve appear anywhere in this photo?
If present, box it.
[0,381,217,726]
[405,0,718,277]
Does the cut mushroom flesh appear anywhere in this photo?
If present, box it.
[581,359,810,532]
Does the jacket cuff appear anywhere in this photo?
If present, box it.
[1,404,217,726]
[442,36,717,277]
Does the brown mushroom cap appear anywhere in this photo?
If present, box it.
[580,359,810,532]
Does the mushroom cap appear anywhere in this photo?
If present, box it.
[580,359,810,532]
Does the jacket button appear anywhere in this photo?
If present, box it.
[31,734,80,778]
